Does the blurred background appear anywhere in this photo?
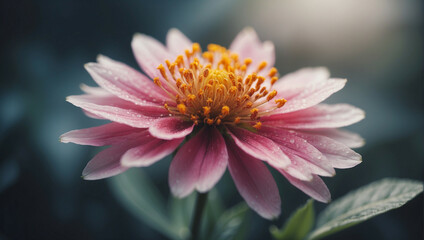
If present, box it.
[0,0,423,239]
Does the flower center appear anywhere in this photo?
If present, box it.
[153,43,287,129]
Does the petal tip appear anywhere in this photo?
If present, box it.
[242,26,256,34]
[132,33,145,44]
[96,54,107,62]
[81,173,94,180]
[59,135,67,143]
[170,187,192,199]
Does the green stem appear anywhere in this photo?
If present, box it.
[190,192,209,240]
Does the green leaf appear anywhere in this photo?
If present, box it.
[209,203,250,240]
[308,178,423,240]
[109,168,181,240]
[270,199,315,240]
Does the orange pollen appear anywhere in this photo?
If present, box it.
[153,77,161,86]
[253,121,262,130]
[221,106,230,116]
[203,106,211,116]
[177,103,187,114]
[250,108,259,120]
[257,61,267,72]
[154,43,287,126]
[275,98,287,108]
[267,90,277,101]
[244,58,252,66]
[268,67,278,77]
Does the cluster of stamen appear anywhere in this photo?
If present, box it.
[153,43,287,129]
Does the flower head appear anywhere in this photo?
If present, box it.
[61,28,364,219]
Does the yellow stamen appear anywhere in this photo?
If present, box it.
[153,77,161,86]
[257,61,267,72]
[187,94,196,101]
[266,90,277,101]
[253,121,262,130]
[177,103,187,114]
[154,42,286,126]
[244,58,252,66]
[221,106,230,116]
[192,43,201,53]
[157,64,168,80]
[203,106,211,116]
[250,108,259,120]
[206,118,214,125]
[275,98,287,108]
[271,77,278,86]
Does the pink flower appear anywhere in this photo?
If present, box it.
[61,28,364,219]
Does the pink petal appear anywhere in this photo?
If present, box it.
[166,28,193,54]
[272,67,330,98]
[66,94,167,128]
[82,145,131,180]
[169,127,228,197]
[226,126,290,169]
[263,104,365,129]
[60,123,146,146]
[148,117,194,140]
[281,171,331,203]
[293,131,362,169]
[86,55,170,104]
[83,109,105,119]
[226,139,281,219]
[270,78,347,114]
[80,84,111,96]
[121,137,183,167]
[308,129,365,148]
[230,28,275,74]
[230,28,261,57]
[84,62,160,106]
[258,127,335,177]
[283,153,315,181]
[132,33,171,80]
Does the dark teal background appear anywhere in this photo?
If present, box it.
[0,0,423,239]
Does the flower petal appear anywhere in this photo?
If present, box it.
[280,171,331,203]
[169,127,228,197]
[263,104,365,129]
[148,117,194,140]
[226,139,281,219]
[308,129,365,148]
[85,55,170,105]
[230,28,261,58]
[121,137,183,167]
[66,94,167,128]
[293,131,362,169]
[230,28,275,74]
[270,77,347,114]
[132,33,171,80]
[226,126,290,168]
[60,123,145,146]
[272,67,330,98]
[283,153,315,181]
[166,28,193,54]
[80,84,111,96]
[258,127,335,177]
[82,145,131,180]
